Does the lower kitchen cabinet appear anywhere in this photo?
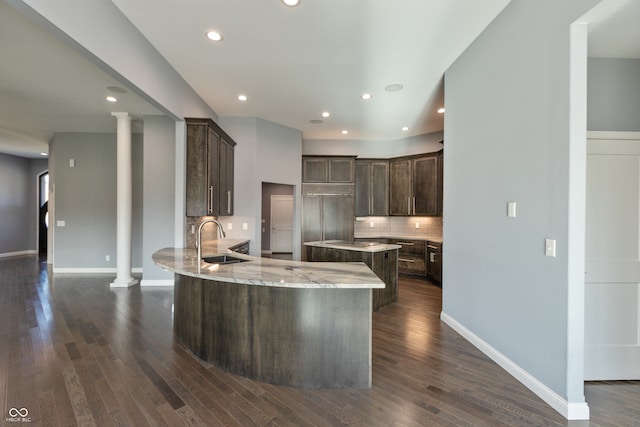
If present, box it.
[427,242,442,283]
[388,239,427,277]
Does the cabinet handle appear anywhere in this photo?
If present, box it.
[208,186,214,214]
[399,258,415,263]
[407,197,411,215]
[226,190,232,214]
[413,197,416,215]
[396,241,415,246]
[370,197,373,215]
[429,253,436,263]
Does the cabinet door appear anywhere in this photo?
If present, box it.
[322,195,354,241]
[370,161,389,216]
[302,158,328,182]
[328,158,354,182]
[302,195,322,243]
[218,138,234,215]
[413,155,438,215]
[207,126,220,216]
[186,124,209,217]
[354,162,372,216]
[389,159,412,215]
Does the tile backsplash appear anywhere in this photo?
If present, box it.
[354,216,443,240]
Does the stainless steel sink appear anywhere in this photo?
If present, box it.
[202,255,248,265]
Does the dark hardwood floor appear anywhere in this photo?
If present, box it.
[1,254,638,426]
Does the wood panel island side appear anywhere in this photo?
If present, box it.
[152,240,384,389]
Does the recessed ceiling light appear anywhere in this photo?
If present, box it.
[385,84,404,92]
[106,96,117,103]
[281,0,300,6]
[206,31,223,42]
[237,95,248,101]
[401,126,409,132]
[361,93,372,101]
[40,152,47,156]
[437,107,445,113]
[321,112,330,118]
[310,119,323,124]
[341,130,349,135]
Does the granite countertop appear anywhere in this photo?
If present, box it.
[354,235,443,244]
[304,240,401,252]
[152,239,384,289]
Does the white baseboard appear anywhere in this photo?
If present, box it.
[140,279,174,287]
[440,311,590,421]
[52,267,143,274]
[0,250,37,258]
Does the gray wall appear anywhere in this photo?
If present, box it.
[443,0,597,407]
[141,116,176,283]
[50,132,143,270]
[0,153,46,255]
[220,117,303,259]
[303,131,444,157]
[588,58,640,131]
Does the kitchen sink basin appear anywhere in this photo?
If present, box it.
[202,255,248,265]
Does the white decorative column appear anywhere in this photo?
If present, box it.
[110,112,138,288]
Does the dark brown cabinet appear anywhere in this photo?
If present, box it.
[302,156,355,183]
[218,136,234,215]
[185,118,236,217]
[389,151,442,216]
[389,238,427,276]
[355,160,389,216]
[302,192,354,243]
[427,242,442,283]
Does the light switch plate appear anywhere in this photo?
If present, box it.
[545,238,556,257]
[507,201,517,217]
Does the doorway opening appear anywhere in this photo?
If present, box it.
[261,182,294,260]
[38,171,49,257]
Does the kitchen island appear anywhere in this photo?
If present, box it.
[153,240,384,389]
[304,240,400,310]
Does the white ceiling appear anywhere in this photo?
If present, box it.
[0,0,638,159]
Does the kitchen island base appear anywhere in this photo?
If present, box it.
[174,273,372,388]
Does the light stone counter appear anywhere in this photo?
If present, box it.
[156,238,379,388]
[152,239,384,289]
[304,240,401,252]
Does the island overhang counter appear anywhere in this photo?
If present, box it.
[152,241,384,389]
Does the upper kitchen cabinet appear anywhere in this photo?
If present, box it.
[302,156,355,183]
[185,118,236,217]
[389,150,442,216]
[218,136,234,215]
[355,159,389,216]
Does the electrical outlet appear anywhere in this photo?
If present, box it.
[369,221,374,228]
[415,222,420,229]
[105,255,110,261]
[227,223,233,230]
[242,223,248,230]
[191,225,195,234]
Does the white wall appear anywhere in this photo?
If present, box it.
[220,117,303,259]
[442,0,599,420]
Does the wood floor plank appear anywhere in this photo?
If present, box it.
[1,255,639,426]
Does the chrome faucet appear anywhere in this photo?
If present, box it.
[196,219,226,262]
